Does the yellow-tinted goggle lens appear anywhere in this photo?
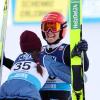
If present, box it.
[42,22,61,32]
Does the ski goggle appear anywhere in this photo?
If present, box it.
[41,22,61,33]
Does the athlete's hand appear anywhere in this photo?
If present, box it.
[71,40,88,57]
[77,40,88,52]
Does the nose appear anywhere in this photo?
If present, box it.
[46,29,54,37]
[47,29,52,33]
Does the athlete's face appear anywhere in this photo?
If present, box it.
[45,31,60,44]
[42,21,61,44]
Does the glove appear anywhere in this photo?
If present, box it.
[71,40,88,57]
[77,40,88,52]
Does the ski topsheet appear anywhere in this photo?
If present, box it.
[69,0,85,100]
[0,0,9,85]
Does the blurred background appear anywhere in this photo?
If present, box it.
[0,0,100,100]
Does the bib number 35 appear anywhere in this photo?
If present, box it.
[14,62,31,70]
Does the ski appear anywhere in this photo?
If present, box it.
[0,0,9,85]
[69,0,85,100]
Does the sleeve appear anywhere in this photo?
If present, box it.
[3,55,14,69]
[64,44,71,67]
[43,55,71,83]
[83,51,89,71]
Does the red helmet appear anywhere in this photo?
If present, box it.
[41,12,67,40]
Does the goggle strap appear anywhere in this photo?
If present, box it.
[61,21,67,28]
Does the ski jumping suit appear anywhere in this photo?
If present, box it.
[0,53,49,100]
[40,44,71,100]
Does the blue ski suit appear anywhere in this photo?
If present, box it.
[0,53,49,100]
[40,44,71,100]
